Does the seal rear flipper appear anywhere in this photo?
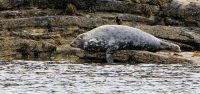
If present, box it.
[106,52,113,63]
[106,46,119,63]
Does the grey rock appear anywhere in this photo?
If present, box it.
[161,0,200,27]
[135,25,200,50]
[0,16,108,30]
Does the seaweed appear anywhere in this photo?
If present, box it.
[65,3,77,15]
[142,5,153,18]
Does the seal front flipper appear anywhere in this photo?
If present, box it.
[106,46,119,63]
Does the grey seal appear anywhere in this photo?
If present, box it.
[70,25,181,63]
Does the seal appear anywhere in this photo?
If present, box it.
[70,25,181,63]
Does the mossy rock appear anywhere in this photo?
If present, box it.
[142,5,153,18]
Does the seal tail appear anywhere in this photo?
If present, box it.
[160,41,181,52]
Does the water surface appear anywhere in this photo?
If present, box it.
[0,60,200,94]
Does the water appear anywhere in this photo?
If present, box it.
[0,60,200,94]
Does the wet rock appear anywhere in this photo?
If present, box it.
[16,42,30,59]
[16,40,56,59]
[69,48,193,64]
[55,45,194,64]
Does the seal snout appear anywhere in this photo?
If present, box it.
[70,41,76,47]
[70,39,77,47]
[70,42,74,47]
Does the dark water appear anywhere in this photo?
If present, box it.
[0,60,200,94]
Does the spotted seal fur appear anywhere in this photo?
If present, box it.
[70,25,181,63]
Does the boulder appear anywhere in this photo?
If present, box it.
[55,45,194,64]
[68,48,193,64]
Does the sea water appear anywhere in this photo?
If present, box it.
[0,60,199,94]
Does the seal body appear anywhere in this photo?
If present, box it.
[70,25,181,63]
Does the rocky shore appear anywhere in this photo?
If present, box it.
[0,0,200,64]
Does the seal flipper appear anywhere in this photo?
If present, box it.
[106,46,119,63]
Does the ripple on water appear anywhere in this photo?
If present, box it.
[0,60,200,94]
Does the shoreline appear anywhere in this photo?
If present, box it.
[0,0,199,64]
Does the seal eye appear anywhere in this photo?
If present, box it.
[160,42,165,46]
[70,39,79,47]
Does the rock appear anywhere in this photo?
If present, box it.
[0,0,200,61]
[96,12,156,25]
[161,0,200,27]
[167,40,195,50]
[6,15,199,51]
[131,0,171,5]
[94,1,159,14]
[0,0,160,16]
[0,16,108,30]
[55,45,194,64]
[135,25,200,50]
[10,28,61,40]
[179,51,200,64]
[164,17,185,26]
[69,48,193,64]
[16,42,30,59]
[0,0,31,9]
[0,0,10,10]
[0,9,61,19]
[16,40,56,59]
[0,0,48,10]
[0,0,199,28]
